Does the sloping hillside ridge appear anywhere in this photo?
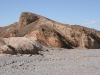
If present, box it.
[0,12,100,49]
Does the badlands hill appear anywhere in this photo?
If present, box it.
[0,12,100,50]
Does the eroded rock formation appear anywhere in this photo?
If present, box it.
[0,12,100,49]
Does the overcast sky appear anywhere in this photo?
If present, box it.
[0,0,100,30]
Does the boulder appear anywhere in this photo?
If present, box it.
[0,37,42,54]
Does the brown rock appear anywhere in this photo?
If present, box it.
[0,12,100,49]
[19,12,39,26]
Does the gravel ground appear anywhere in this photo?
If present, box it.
[0,48,100,75]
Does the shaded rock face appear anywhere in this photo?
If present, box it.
[19,12,39,26]
[0,37,42,54]
[0,12,100,49]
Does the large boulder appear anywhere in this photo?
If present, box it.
[0,37,42,54]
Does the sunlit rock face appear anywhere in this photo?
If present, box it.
[0,37,42,54]
[0,12,100,49]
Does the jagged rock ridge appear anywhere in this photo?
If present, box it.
[0,12,100,49]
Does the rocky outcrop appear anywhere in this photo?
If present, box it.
[25,25,75,49]
[0,12,100,49]
[0,37,42,54]
[19,12,40,26]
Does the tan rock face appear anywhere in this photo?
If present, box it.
[0,37,42,54]
[25,25,64,48]
[0,12,100,49]
[19,12,39,26]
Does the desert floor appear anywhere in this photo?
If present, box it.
[0,48,100,75]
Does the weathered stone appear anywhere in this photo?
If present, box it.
[0,37,42,54]
[19,12,39,26]
[0,12,100,49]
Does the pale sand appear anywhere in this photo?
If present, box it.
[0,48,100,75]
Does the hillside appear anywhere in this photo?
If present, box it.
[0,12,100,49]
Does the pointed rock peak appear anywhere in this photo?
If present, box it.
[19,12,40,26]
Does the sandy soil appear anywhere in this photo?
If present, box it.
[0,48,100,75]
